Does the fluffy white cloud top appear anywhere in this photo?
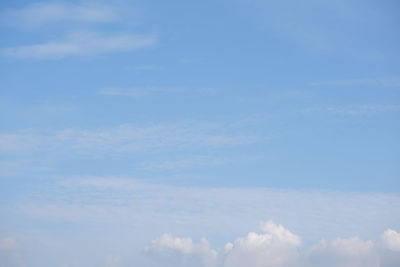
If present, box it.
[145,221,400,267]
[144,234,217,267]
[224,221,301,267]
[380,229,400,251]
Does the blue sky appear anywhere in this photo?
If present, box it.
[0,0,400,266]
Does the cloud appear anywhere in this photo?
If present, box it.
[380,229,400,251]
[0,237,16,250]
[4,177,400,266]
[103,254,122,267]
[1,2,120,26]
[3,32,157,59]
[134,65,164,71]
[1,2,149,59]
[98,86,217,99]
[14,177,400,243]
[0,122,260,154]
[141,155,226,171]
[224,221,301,267]
[0,237,24,267]
[304,238,378,267]
[225,0,398,59]
[144,234,217,267]
[325,105,400,115]
[145,222,400,267]
[309,78,400,88]
[303,104,400,116]
[99,88,145,98]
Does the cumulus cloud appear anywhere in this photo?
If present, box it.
[7,177,400,266]
[224,221,301,267]
[145,222,400,267]
[144,234,217,267]
[304,237,378,267]
[380,229,400,251]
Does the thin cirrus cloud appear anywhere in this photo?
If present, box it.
[98,86,217,99]
[0,122,261,154]
[0,2,121,26]
[140,155,226,171]
[18,177,400,241]
[1,2,152,59]
[145,221,400,267]
[303,104,400,116]
[308,77,400,88]
[3,32,157,59]
[4,177,399,266]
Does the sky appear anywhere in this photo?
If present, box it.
[0,0,399,266]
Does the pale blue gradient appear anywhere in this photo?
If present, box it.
[0,0,399,266]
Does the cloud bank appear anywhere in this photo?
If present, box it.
[2,177,400,266]
[145,221,400,267]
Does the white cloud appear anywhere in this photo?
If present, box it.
[14,177,400,245]
[145,234,217,267]
[380,229,400,251]
[224,221,301,267]
[325,105,400,115]
[0,237,24,267]
[4,32,157,59]
[98,88,144,98]
[145,223,400,267]
[303,104,400,116]
[1,2,120,26]
[0,122,260,154]
[0,237,16,250]
[103,254,122,267]
[304,237,378,267]
[309,78,400,88]
[1,2,148,59]
[98,86,217,99]
[141,155,226,171]
[4,176,400,266]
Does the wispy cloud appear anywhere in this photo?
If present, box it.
[141,155,226,171]
[1,2,151,59]
[3,32,157,59]
[1,2,120,26]
[309,78,400,88]
[4,176,399,266]
[98,88,145,98]
[0,159,52,178]
[304,104,400,116]
[0,237,24,267]
[0,121,261,154]
[15,177,400,243]
[98,86,217,99]
[134,64,164,71]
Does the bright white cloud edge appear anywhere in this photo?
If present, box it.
[145,221,400,267]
